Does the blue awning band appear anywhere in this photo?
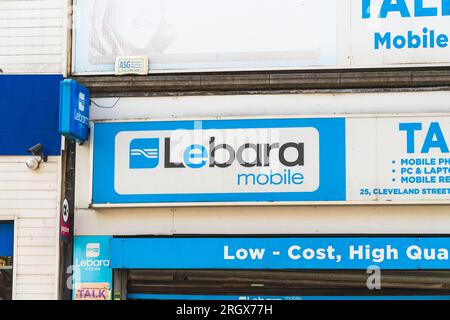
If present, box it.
[110,237,450,270]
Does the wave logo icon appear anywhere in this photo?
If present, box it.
[129,138,160,169]
[86,243,100,258]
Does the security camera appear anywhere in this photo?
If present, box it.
[26,157,40,170]
[27,143,47,162]
[26,143,47,170]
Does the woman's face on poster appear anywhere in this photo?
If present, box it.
[110,0,163,49]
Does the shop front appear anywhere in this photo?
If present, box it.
[73,236,450,300]
[70,0,450,301]
[71,96,450,300]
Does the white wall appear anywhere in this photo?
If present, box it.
[0,156,60,300]
[0,0,68,300]
[0,0,67,74]
[74,205,450,236]
[90,90,450,121]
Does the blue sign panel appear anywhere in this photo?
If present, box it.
[110,237,450,270]
[59,79,90,143]
[73,236,112,300]
[0,222,13,257]
[92,118,346,204]
[0,75,63,156]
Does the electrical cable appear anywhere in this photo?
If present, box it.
[90,97,121,109]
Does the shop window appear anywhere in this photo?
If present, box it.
[125,269,450,299]
[0,222,14,300]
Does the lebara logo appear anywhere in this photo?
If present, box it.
[129,138,160,169]
[86,243,100,258]
[78,92,85,112]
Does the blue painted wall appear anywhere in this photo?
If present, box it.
[0,75,63,156]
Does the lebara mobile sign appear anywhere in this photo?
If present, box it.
[91,115,450,206]
[93,118,345,205]
[59,80,90,143]
[72,0,450,74]
[73,236,112,301]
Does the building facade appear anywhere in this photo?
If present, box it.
[69,0,450,300]
[0,0,69,300]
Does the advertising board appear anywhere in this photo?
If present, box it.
[73,0,450,74]
[91,115,450,206]
[73,236,112,300]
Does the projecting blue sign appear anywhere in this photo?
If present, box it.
[110,237,450,270]
[92,118,346,205]
[59,79,90,143]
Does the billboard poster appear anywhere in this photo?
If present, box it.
[72,0,450,74]
[350,0,450,66]
[72,0,338,73]
[91,115,450,206]
[73,236,112,300]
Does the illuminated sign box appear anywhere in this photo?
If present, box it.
[59,79,90,143]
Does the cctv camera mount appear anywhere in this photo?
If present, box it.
[27,143,48,163]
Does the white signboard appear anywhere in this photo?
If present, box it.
[347,116,450,201]
[73,0,337,73]
[73,0,450,74]
[115,127,320,195]
[92,115,450,206]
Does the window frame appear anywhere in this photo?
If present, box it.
[0,220,15,300]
